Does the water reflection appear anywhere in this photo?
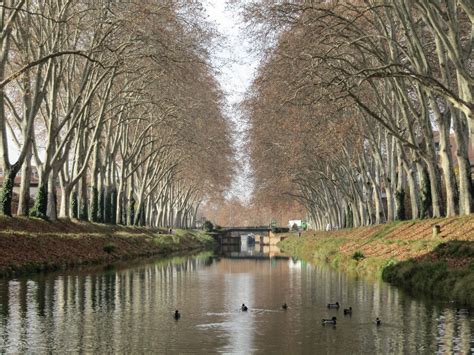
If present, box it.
[0,250,472,353]
[219,240,288,260]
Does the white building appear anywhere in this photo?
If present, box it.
[288,220,302,229]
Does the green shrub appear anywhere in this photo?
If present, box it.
[98,188,105,223]
[419,169,431,219]
[456,243,474,257]
[0,174,14,216]
[30,184,48,219]
[103,243,117,254]
[90,187,99,222]
[110,188,117,224]
[71,192,78,219]
[105,189,112,224]
[352,251,365,261]
[79,197,88,221]
[203,220,214,232]
[384,258,397,268]
[435,241,474,258]
[395,189,406,220]
[128,196,135,225]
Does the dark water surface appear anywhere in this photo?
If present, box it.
[0,244,473,354]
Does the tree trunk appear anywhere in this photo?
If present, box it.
[17,149,32,216]
[438,124,458,217]
[452,111,472,215]
[425,158,442,218]
[417,162,431,218]
[78,173,88,221]
[90,145,100,222]
[116,176,124,224]
[0,170,14,216]
[59,184,71,218]
[46,170,57,221]
[126,175,134,226]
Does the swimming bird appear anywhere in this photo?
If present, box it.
[343,307,352,315]
[322,316,337,325]
[375,317,381,325]
[282,303,288,310]
[327,302,340,309]
[174,310,180,320]
[241,304,248,312]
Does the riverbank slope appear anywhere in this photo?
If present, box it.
[279,215,474,306]
[0,217,215,277]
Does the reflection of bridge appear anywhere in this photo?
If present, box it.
[222,252,289,260]
[213,227,288,246]
[217,244,289,260]
[213,227,271,245]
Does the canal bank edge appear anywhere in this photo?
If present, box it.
[0,217,216,277]
[278,215,474,307]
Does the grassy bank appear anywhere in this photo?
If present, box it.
[279,215,474,306]
[0,216,215,277]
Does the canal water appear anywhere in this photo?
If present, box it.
[0,244,473,354]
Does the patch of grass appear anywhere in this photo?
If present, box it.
[362,222,402,244]
[0,218,217,277]
[436,241,474,258]
[382,259,474,306]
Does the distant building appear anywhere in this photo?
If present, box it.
[0,167,39,214]
[288,220,302,229]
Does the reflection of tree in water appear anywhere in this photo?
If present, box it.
[0,255,472,353]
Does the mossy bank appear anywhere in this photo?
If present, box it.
[279,215,474,307]
[0,217,215,277]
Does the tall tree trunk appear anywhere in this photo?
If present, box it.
[116,172,124,224]
[126,175,134,226]
[78,173,88,221]
[373,184,383,224]
[59,183,71,218]
[430,94,458,217]
[437,123,458,217]
[425,158,443,218]
[46,169,57,221]
[90,145,100,222]
[452,111,472,215]
[17,148,32,216]
[417,162,431,218]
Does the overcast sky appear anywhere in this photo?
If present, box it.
[204,0,258,202]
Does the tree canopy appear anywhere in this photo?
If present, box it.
[0,0,233,228]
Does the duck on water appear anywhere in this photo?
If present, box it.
[322,316,337,325]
